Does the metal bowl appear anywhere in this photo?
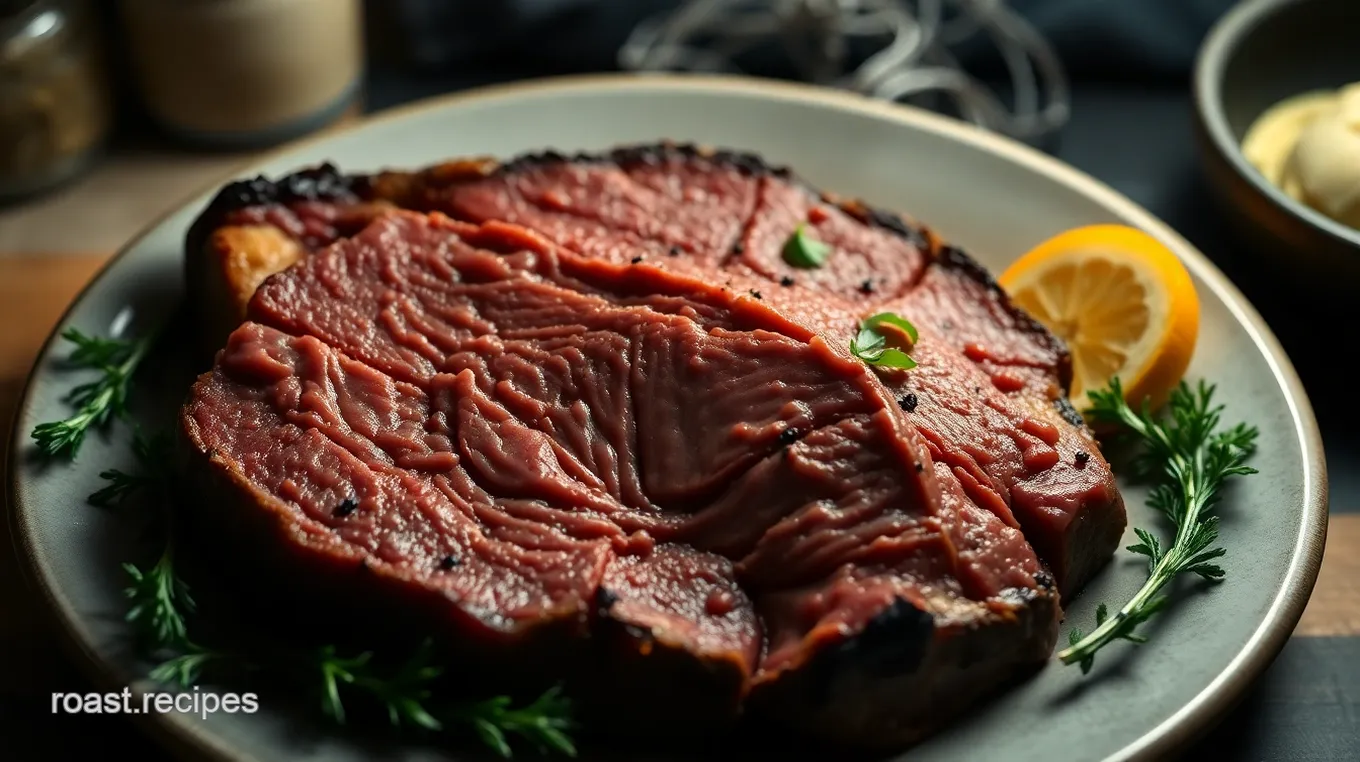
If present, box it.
[1194,0,1360,290]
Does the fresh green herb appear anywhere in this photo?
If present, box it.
[31,327,152,458]
[1058,378,1259,673]
[318,640,443,730]
[850,312,919,369]
[315,641,577,757]
[90,469,157,508]
[451,685,578,759]
[123,546,194,651]
[782,223,830,268]
[148,646,227,688]
[89,430,171,508]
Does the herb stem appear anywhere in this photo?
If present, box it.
[31,330,153,458]
[1057,379,1257,672]
[1057,550,1172,666]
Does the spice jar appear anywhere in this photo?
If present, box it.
[0,0,110,201]
[117,0,364,149]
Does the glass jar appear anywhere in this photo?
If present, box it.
[0,0,110,201]
[117,0,365,149]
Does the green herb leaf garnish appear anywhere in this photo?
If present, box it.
[318,640,444,731]
[450,685,578,758]
[850,312,919,369]
[782,223,830,268]
[123,546,194,651]
[314,641,577,757]
[1057,378,1258,674]
[89,429,172,508]
[31,327,153,459]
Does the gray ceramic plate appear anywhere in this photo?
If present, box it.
[7,75,1328,762]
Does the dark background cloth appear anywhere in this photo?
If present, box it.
[369,0,1239,80]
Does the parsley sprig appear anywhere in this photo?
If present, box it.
[782,224,829,268]
[850,312,919,370]
[1058,378,1258,673]
[31,327,153,459]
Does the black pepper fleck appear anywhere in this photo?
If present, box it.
[732,241,745,254]
[750,289,763,300]
[668,246,681,257]
[1074,451,1090,467]
[630,255,643,264]
[776,428,799,447]
[914,463,924,473]
[780,275,795,287]
[334,497,358,517]
[859,279,875,295]
[596,587,619,616]
[440,555,460,569]
[941,319,955,330]
[898,393,918,412]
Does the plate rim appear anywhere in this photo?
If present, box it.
[5,72,1329,762]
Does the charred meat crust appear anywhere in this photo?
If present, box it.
[493,142,796,182]
[799,598,937,706]
[584,586,749,733]
[183,142,1073,399]
[749,589,1060,750]
[1053,395,1086,428]
[931,244,1074,391]
[184,162,363,258]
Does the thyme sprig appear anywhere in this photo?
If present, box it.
[31,327,153,458]
[123,545,194,651]
[451,685,577,758]
[90,430,171,508]
[313,639,576,756]
[1058,378,1259,673]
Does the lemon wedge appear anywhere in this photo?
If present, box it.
[998,224,1200,411]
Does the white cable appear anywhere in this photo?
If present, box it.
[616,0,1071,145]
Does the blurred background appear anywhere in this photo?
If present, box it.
[0,0,1239,249]
[4,0,1360,760]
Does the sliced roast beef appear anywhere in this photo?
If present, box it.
[182,212,1061,748]
[357,144,1123,597]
